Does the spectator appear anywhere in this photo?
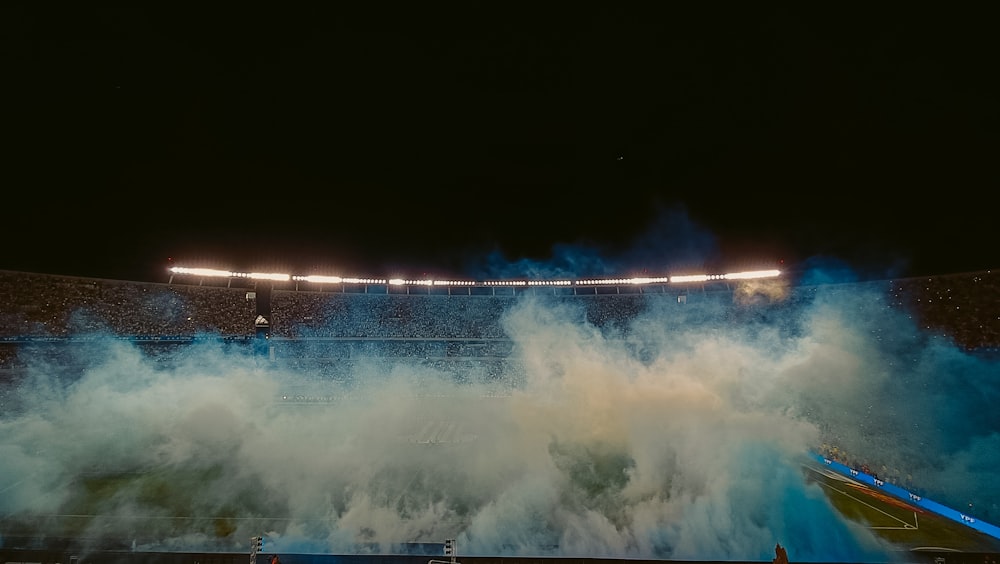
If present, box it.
[773,543,789,564]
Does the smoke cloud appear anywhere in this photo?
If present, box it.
[1,269,998,561]
[462,204,722,280]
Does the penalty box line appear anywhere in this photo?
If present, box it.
[806,465,919,530]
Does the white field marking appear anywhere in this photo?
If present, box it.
[0,477,30,495]
[806,465,919,530]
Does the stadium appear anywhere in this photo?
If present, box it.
[2,265,1000,564]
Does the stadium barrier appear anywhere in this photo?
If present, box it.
[811,452,1000,540]
[0,335,254,343]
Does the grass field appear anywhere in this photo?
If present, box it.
[4,459,1000,561]
[803,462,1000,555]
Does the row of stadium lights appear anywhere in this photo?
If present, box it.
[168,267,780,286]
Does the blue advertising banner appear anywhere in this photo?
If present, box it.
[811,452,1000,540]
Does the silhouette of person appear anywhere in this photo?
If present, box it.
[773,543,789,564]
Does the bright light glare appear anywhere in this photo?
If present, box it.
[342,277,387,285]
[169,265,780,287]
[245,272,291,282]
[295,275,344,284]
[528,280,572,286]
[169,267,233,278]
[724,269,781,280]
[670,274,712,283]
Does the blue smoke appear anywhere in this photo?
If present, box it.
[462,204,722,279]
[1,211,997,561]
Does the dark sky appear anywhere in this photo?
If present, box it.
[5,5,998,283]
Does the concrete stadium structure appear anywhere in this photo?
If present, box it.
[2,268,1000,564]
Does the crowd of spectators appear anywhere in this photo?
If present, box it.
[816,442,915,493]
[2,268,998,530]
[887,270,1000,351]
[1,268,998,350]
[0,270,255,339]
[270,338,513,359]
[269,290,516,339]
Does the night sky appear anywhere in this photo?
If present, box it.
[5,5,998,283]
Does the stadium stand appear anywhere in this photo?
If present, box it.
[4,267,998,400]
[0,270,256,339]
[2,268,1000,560]
[269,291,515,339]
[2,268,999,348]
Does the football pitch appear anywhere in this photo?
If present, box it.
[803,462,1000,555]
[3,459,999,562]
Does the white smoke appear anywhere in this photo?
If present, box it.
[2,277,995,561]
